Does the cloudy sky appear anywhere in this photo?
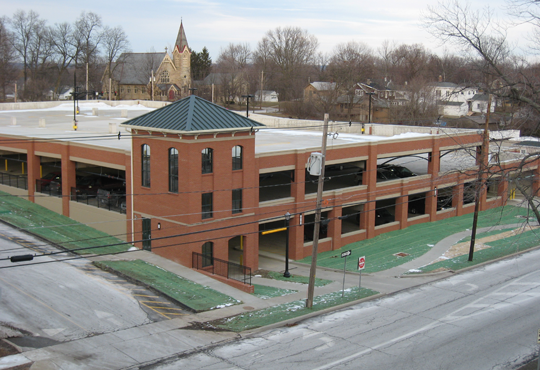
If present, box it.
[4,0,532,60]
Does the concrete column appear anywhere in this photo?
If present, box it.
[243,232,259,271]
[290,152,306,260]
[328,205,342,250]
[26,143,40,203]
[396,195,408,229]
[454,182,464,216]
[61,146,76,217]
[364,143,378,238]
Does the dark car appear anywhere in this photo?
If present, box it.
[38,171,61,191]
[75,175,125,199]
[379,164,417,178]
[376,167,401,181]
[375,207,394,225]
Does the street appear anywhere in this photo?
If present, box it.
[0,223,184,344]
[145,249,540,370]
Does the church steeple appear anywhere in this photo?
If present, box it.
[174,21,189,53]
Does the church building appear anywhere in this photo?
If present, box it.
[101,22,192,101]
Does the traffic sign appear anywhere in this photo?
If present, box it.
[341,250,351,258]
[358,256,366,270]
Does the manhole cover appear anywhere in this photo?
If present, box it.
[243,306,255,310]
[393,252,409,257]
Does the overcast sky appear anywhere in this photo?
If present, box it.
[4,0,532,60]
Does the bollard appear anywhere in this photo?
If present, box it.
[39,118,46,128]
[92,108,99,116]
[11,117,16,126]
[109,123,117,134]
[121,109,128,118]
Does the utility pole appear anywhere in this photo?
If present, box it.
[260,70,264,110]
[469,94,491,261]
[86,62,89,101]
[367,92,375,123]
[306,113,329,309]
[151,70,154,101]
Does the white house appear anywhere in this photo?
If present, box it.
[254,90,278,102]
[469,93,496,113]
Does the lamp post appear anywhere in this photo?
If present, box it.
[242,94,254,117]
[284,211,291,278]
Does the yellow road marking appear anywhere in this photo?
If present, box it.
[139,300,171,304]
[147,306,185,310]
[133,294,159,298]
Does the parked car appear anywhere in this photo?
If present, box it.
[75,175,125,199]
[375,207,394,225]
[38,171,61,191]
[376,167,401,181]
[379,164,417,178]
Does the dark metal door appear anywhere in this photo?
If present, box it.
[142,218,151,251]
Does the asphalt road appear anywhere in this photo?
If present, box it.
[146,248,540,370]
[0,224,162,343]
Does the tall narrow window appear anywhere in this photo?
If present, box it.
[232,189,242,214]
[169,148,178,193]
[202,242,213,267]
[141,144,150,187]
[202,192,213,219]
[160,70,169,83]
[232,145,243,170]
[202,148,213,174]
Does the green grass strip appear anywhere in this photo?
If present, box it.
[95,260,240,312]
[418,227,540,273]
[299,206,531,273]
[252,284,297,299]
[209,287,378,332]
[0,191,129,255]
[261,270,333,286]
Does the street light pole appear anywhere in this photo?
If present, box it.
[242,94,254,117]
[284,212,291,278]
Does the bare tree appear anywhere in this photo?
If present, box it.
[0,17,18,101]
[328,41,375,120]
[102,25,130,94]
[10,10,45,92]
[215,43,251,105]
[256,26,319,101]
[48,22,76,96]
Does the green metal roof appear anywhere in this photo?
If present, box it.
[121,95,265,133]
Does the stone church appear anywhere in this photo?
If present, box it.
[101,22,192,101]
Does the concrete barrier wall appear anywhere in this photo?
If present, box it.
[0,184,29,198]
[69,202,127,242]
[34,194,63,214]
[0,100,170,111]
[248,113,517,138]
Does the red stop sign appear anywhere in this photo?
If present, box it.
[358,256,366,270]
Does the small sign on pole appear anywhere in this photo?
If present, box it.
[341,250,351,297]
[358,256,365,289]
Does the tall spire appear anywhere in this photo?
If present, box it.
[174,21,189,53]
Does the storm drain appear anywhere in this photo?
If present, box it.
[393,252,409,258]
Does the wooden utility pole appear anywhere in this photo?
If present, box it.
[260,70,264,109]
[306,113,329,308]
[469,95,491,261]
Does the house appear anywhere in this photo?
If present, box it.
[304,82,337,101]
[438,101,469,117]
[254,90,278,103]
[101,22,191,102]
[469,93,496,114]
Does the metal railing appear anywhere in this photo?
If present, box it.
[70,187,126,214]
[0,172,28,190]
[192,252,252,286]
[35,179,61,197]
